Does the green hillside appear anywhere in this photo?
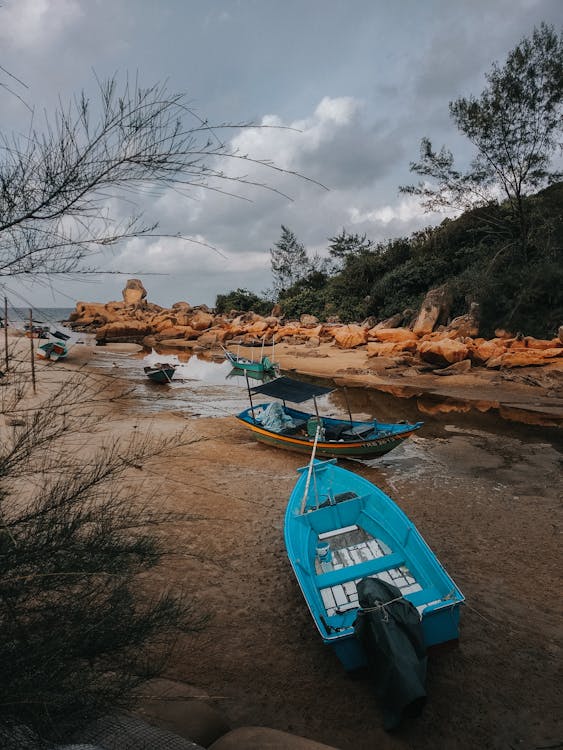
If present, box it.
[217,182,563,339]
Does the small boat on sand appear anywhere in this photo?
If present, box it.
[36,330,70,361]
[235,375,422,459]
[284,458,464,673]
[37,341,68,361]
[144,363,176,383]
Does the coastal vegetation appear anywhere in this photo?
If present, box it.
[218,24,563,338]
[233,180,562,338]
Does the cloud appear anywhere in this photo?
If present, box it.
[4,0,560,309]
[103,94,437,298]
[348,197,430,227]
[0,0,82,49]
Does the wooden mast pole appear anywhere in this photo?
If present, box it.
[343,386,354,426]
[3,297,8,372]
[245,372,256,422]
[29,308,36,394]
[300,425,321,514]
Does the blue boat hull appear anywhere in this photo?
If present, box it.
[329,599,462,671]
[284,460,464,671]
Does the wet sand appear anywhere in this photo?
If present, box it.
[14,337,563,749]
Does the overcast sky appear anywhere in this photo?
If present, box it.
[1,0,561,309]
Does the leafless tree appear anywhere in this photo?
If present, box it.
[0,74,311,282]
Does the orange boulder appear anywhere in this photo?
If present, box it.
[367,327,418,343]
[418,338,470,366]
[332,325,369,349]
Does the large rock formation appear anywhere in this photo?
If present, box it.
[413,285,453,335]
[66,279,562,372]
[443,302,480,338]
[122,278,147,307]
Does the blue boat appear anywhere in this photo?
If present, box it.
[284,458,464,671]
[221,338,280,376]
[236,376,423,459]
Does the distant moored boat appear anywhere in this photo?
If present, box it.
[143,363,176,383]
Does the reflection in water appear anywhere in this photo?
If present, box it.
[89,348,559,468]
[173,357,232,383]
[90,350,249,417]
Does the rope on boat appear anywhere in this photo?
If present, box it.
[355,588,459,619]
[357,594,405,615]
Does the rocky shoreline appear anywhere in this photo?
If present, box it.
[67,279,563,428]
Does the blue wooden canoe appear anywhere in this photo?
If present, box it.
[235,376,423,459]
[284,459,464,670]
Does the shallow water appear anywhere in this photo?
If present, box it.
[89,348,562,466]
[89,349,251,417]
[89,346,561,749]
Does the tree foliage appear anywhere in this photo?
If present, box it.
[328,230,375,266]
[215,287,271,315]
[401,22,563,253]
[220,181,562,335]
[269,225,310,297]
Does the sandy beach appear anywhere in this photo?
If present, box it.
[9,335,562,750]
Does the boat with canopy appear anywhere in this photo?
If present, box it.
[235,375,423,459]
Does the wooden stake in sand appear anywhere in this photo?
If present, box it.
[3,297,8,372]
[29,308,36,394]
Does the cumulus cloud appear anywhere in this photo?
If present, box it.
[102,92,449,304]
[0,0,81,48]
[348,197,430,227]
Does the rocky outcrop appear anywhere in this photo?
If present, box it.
[367,340,417,357]
[68,279,562,371]
[368,327,417,343]
[486,347,563,368]
[122,278,147,307]
[443,302,480,338]
[332,324,369,349]
[419,338,470,366]
[413,285,453,335]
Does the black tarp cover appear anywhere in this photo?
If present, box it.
[52,330,71,341]
[354,577,427,730]
[250,376,333,403]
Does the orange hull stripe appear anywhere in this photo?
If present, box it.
[242,422,413,448]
